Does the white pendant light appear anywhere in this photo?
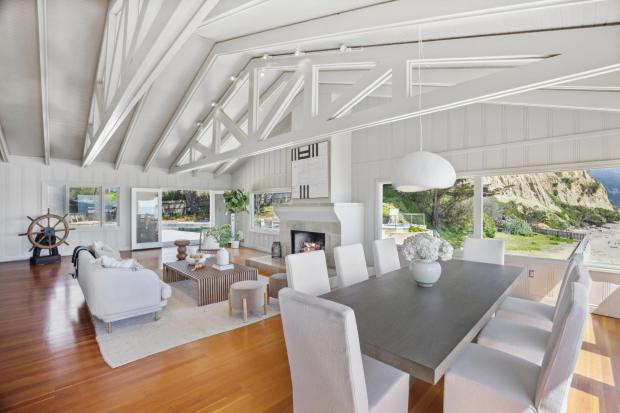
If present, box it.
[392,28,456,193]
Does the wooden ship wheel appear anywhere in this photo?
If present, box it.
[19,209,74,265]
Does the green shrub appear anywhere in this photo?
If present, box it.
[502,217,533,236]
[483,214,496,238]
[408,226,426,233]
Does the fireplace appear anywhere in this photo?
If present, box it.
[291,230,326,254]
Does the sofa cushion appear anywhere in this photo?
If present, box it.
[91,241,122,260]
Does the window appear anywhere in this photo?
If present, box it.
[381,179,474,248]
[161,190,211,243]
[68,187,101,227]
[251,191,292,231]
[482,168,620,263]
[103,187,120,226]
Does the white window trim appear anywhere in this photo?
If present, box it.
[249,188,291,234]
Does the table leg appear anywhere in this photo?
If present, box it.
[264,289,268,315]
[228,290,232,316]
[243,297,247,322]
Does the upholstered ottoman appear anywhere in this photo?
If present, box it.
[229,280,268,322]
[269,273,288,299]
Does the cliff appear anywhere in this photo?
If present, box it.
[485,171,614,213]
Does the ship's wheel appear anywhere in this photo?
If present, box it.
[19,209,74,265]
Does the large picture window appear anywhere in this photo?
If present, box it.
[381,179,474,248]
[162,190,211,243]
[483,169,620,263]
[68,187,101,227]
[103,187,120,226]
[251,191,292,231]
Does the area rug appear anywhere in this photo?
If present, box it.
[92,278,280,368]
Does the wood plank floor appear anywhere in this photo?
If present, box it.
[0,247,618,412]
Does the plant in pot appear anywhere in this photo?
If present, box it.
[223,189,249,241]
[231,230,244,249]
[206,225,233,266]
[402,233,453,287]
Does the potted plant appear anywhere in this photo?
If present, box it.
[231,230,244,249]
[401,233,453,287]
[206,225,233,266]
[223,189,249,239]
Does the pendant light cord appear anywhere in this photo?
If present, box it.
[417,26,424,152]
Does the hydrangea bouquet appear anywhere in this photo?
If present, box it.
[402,232,453,263]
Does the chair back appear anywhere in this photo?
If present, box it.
[535,281,589,413]
[285,250,331,296]
[335,244,369,288]
[462,238,505,265]
[553,254,584,320]
[372,238,401,276]
[279,288,369,413]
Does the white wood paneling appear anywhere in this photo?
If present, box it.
[0,157,231,262]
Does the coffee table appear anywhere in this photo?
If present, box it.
[163,259,258,306]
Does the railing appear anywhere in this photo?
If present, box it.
[532,226,586,241]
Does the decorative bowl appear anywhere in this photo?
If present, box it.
[409,260,442,287]
[186,254,207,265]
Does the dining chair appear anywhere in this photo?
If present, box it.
[279,288,409,413]
[495,254,584,331]
[335,243,369,288]
[285,250,331,296]
[444,281,589,413]
[477,263,591,365]
[462,238,505,265]
[372,238,401,276]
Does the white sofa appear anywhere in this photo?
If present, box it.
[77,250,171,332]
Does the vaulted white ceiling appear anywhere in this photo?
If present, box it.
[0,0,618,173]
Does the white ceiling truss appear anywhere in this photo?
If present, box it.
[36,0,50,165]
[171,25,620,174]
[0,123,9,163]
[81,0,220,168]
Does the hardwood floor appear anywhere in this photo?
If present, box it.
[0,248,618,412]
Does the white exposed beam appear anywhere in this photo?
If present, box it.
[323,62,392,120]
[210,0,600,55]
[171,26,620,173]
[36,0,50,165]
[115,91,149,170]
[216,109,248,143]
[256,68,304,141]
[213,110,222,154]
[0,123,9,163]
[83,0,220,168]
[214,159,240,176]
[192,141,212,155]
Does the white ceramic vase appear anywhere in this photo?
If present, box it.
[216,247,230,266]
[409,260,441,287]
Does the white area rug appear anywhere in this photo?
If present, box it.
[93,279,280,368]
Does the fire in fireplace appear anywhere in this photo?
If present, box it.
[291,230,326,254]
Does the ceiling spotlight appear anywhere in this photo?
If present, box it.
[211,101,217,107]
[196,121,202,127]
[339,44,349,52]
[294,47,304,57]
[229,75,237,82]
[262,53,270,60]
[259,70,265,77]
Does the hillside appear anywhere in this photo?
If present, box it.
[485,171,614,213]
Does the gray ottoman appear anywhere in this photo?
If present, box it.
[229,280,268,322]
[269,273,288,299]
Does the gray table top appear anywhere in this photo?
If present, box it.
[321,259,522,384]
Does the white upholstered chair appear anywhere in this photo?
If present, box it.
[279,288,409,413]
[495,254,584,331]
[477,264,591,365]
[372,238,401,276]
[285,250,331,296]
[445,282,589,413]
[462,238,505,265]
[335,243,370,288]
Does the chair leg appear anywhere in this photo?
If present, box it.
[243,297,247,322]
[154,311,160,321]
[228,295,232,317]
[106,322,112,334]
[264,289,268,315]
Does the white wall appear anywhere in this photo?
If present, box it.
[0,157,231,262]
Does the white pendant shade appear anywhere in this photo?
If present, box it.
[392,151,456,192]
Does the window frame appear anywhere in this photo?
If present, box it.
[249,188,292,234]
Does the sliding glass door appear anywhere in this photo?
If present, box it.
[131,188,162,250]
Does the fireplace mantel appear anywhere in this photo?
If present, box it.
[274,203,363,224]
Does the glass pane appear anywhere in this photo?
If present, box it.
[381,180,473,249]
[47,184,65,215]
[136,191,160,244]
[68,187,101,227]
[252,192,292,230]
[103,187,120,226]
[161,190,210,243]
[212,193,229,226]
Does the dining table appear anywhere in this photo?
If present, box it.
[320,259,523,384]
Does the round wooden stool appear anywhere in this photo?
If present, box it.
[174,239,191,260]
[229,280,268,322]
[269,273,288,299]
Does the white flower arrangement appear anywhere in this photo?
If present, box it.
[402,232,453,263]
